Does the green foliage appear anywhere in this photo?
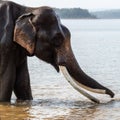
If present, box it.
[55,8,96,19]
[91,10,120,19]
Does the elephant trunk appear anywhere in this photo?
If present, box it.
[57,43,114,102]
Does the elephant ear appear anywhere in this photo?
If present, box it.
[14,13,36,55]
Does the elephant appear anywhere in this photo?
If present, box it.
[0,1,114,103]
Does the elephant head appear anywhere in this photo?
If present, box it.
[14,7,114,103]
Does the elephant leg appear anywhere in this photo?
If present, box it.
[14,58,33,100]
[0,71,16,102]
[0,55,16,102]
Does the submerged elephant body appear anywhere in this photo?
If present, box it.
[0,1,114,102]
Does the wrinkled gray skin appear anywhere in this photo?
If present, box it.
[0,1,114,102]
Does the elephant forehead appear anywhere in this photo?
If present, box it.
[32,10,58,25]
[33,7,55,15]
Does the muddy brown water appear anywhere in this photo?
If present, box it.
[1,19,120,120]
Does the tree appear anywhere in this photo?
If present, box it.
[55,8,96,19]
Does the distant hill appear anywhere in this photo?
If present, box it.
[55,8,97,19]
[91,10,120,19]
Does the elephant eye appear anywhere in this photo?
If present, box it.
[39,20,46,25]
[52,34,64,47]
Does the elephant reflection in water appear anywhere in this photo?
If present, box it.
[0,1,114,103]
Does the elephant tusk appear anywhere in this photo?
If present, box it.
[59,66,106,94]
[59,66,101,103]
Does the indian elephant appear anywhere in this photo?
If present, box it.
[0,1,114,103]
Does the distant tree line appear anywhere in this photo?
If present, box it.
[55,8,96,19]
[91,10,120,19]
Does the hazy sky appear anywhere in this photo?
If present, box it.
[11,0,120,10]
